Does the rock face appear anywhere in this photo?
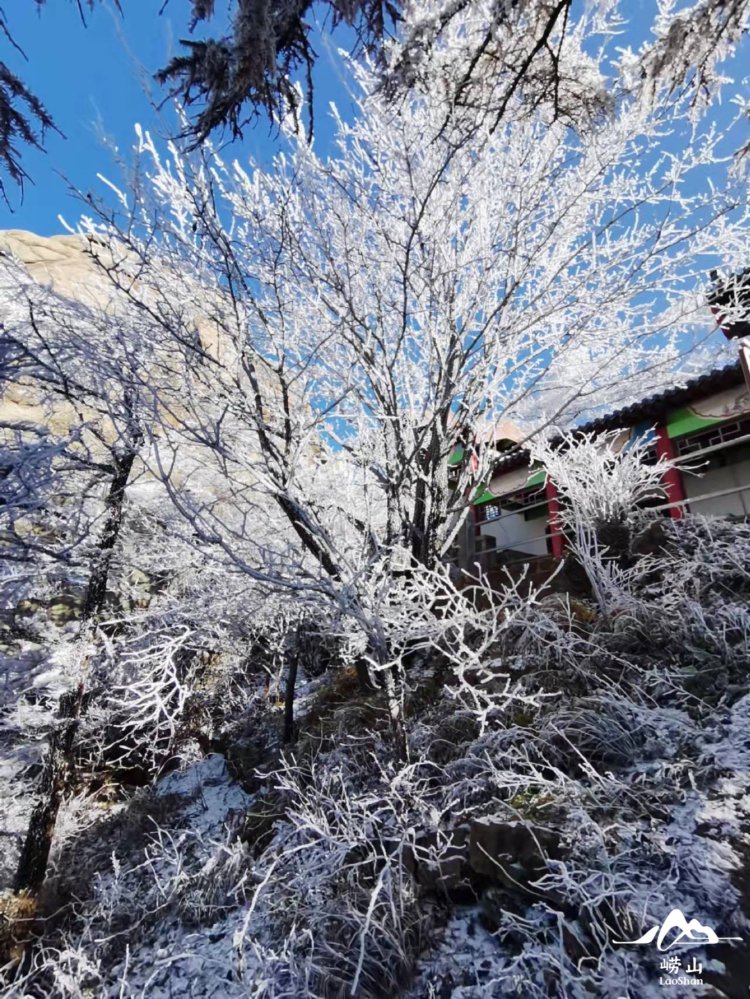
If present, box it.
[0,230,108,432]
[0,226,287,440]
[0,229,119,308]
[0,228,159,443]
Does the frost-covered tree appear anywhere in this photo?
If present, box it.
[4,1,750,196]
[0,243,153,628]
[0,241,180,893]
[71,0,750,719]
[0,232,314,900]
[3,3,750,994]
[531,428,672,612]
[386,0,750,133]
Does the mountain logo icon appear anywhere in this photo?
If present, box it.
[614,909,742,951]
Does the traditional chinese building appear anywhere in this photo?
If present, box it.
[459,360,750,579]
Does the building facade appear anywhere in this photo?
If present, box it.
[462,362,750,578]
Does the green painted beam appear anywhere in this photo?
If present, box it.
[473,464,545,504]
[526,468,546,488]
[474,485,494,504]
[666,406,721,439]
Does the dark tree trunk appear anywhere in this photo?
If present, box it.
[410,422,449,571]
[14,445,138,894]
[14,688,82,893]
[81,450,138,622]
[382,663,408,762]
[354,656,377,692]
[283,647,298,745]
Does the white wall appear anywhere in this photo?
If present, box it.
[684,456,750,517]
[479,509,549,558]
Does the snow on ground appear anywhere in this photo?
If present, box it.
[98,755,254,998]
[154,753,252,835]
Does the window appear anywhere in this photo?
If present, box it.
[675,417,750,461]
[481,503,501,522]
[475,488,547,525]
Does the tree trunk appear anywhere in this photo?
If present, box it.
[354,657,377,692]
[381,664,408,762]
[410,421,450,571]
[283,647,298,745]
[14,447,138,894]
[81,451,138,622]
[367,633,407,761]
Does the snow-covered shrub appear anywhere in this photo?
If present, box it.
[4,515,750,997]
[233,750,430,998]
[531,429,673,613]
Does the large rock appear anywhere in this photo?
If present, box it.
[468,816,561,888]
[0,229,120,310]
[412,823,471,896]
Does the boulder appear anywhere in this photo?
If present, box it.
[413,823,471,896]
[468,816,560,887]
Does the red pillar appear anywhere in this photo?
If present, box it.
[545,478,565,558]
[655,424,686,519]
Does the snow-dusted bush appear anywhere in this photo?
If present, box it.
[3,0,750,993]
[530,429,673,612]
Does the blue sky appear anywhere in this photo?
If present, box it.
[1,1,355,234]
[2,2,748,241]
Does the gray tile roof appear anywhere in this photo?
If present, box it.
[484,361,744,479]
